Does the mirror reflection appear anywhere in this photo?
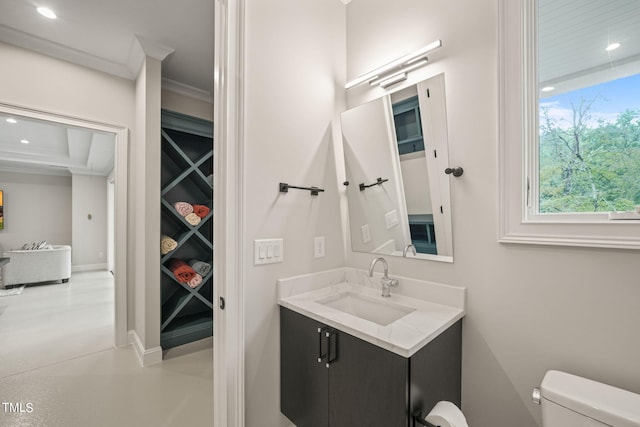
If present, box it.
[341,73,453,262]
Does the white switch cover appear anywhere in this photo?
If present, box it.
[314,236,325,258]
[361,224,371,243]
[254,239,284,265]
[385,209,399,229]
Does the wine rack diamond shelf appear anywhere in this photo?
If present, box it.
[160,110,214,350]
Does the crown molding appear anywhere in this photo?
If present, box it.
[162,78,214,104]
[0,24,134,80]
[126,35,175,76]
[0,25,211,103]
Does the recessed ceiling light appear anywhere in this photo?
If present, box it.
[6,118,17,124]
[20,139,30,144]
[605,42,620,52]
[541,86,555,92]
[37,7,57,19]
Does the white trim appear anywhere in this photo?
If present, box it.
[214,0,245,426]
[162,78,214,104]
[72,263,108,272]
[0,24,133,80]
[127,36,175,77]
[130,329,163,366]
[0,25,215,111]
[0,102,130,347]
[497,0,640,250]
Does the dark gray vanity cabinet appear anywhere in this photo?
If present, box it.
[280,307,407,427]
[280,306,462,427]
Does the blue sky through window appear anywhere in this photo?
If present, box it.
[540,73,640,128]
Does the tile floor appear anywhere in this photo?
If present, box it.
[0,271,214,426]
[0,271,114,379]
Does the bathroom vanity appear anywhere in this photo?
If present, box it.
[278,268,465,427]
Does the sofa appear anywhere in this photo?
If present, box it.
[1,245,71,287]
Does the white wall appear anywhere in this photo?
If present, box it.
[242,0,346,425]
[161,89,214,122]
[133,57,162,351]
[345,1,640,426]
[71,174,108,269]
[401,154,433,214]
[341,97,410,253]
[0,171,72,251]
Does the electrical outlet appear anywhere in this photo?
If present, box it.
[314,236,325,258]
[361,224,371,243]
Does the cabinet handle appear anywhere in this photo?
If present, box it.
[317,327,328,363]
[325,330,337,368]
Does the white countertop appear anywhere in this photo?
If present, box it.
[277,268,465,358]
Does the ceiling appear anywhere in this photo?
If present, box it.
[0,0,213,176]
[539,0,640,94]
[0,113,115,176]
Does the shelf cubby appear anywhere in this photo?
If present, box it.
[160,110,214,350]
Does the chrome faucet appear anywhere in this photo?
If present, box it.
[368,257,399,298]
[402,244,417,257]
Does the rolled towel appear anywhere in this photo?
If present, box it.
[193,204,211,219]
[174,202,194,217]
[161,234,178,255]
[167,258,197,283]
[187,273,203,289]
[185,212,201,226]
[188,260,212,277]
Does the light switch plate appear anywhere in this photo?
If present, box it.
[385,209,399,229]
[254,238,284,265]
[314,236,325,258]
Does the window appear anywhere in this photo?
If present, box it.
[392,96,425,155]
[498,0,640,249]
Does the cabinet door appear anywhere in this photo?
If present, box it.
[328,330,409,427]
[410,319,462,419]
[280,307,329,427]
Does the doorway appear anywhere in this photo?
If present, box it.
[0,103,128,356]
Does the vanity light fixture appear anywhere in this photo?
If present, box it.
[369,58,428,87]
[37,7,57,19]
[605,42,620,52]
[345,40,442,90]
[378,73,408,89]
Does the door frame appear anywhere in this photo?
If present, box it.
[214,0,245,425]
[0,102,129,347]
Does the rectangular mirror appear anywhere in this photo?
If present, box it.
[341,73,453,262]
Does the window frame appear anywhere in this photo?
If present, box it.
[498,0,640,250]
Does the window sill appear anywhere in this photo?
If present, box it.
[499,220,640,250]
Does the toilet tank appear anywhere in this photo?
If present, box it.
[540,370,640,427]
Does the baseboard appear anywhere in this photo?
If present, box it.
[162,336,213,360]
[129,329,163,367]
[72,263,108,272]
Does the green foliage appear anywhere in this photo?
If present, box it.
[539,100,640,213]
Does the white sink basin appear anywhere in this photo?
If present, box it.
[316,292,415,326]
